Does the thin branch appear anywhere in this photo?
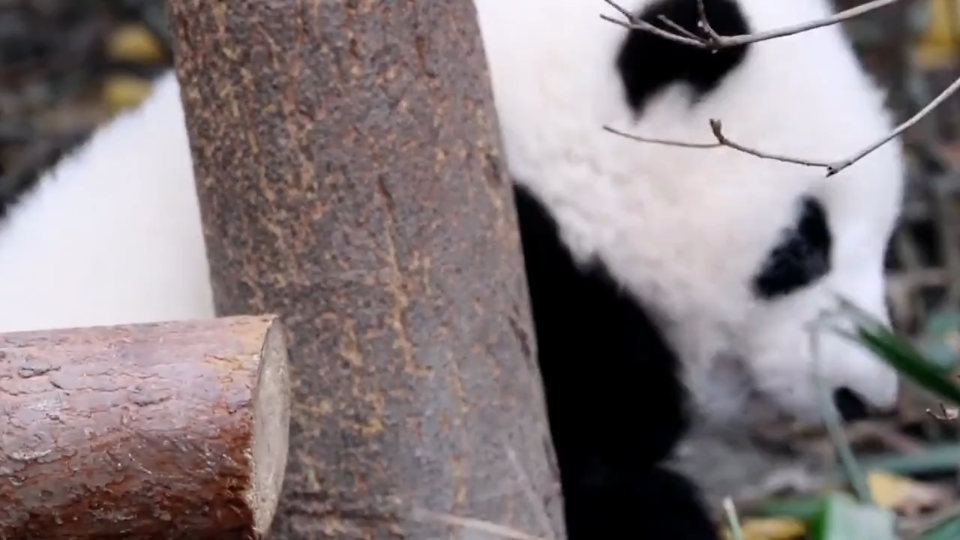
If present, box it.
[602,125,721,149]
[412,508,546,540]
[601,0,902,50]
[603,121,834,169]
[600,0,960,178]
[601,0,707,48]
[608,70,960,177]
[826,73,960,176]
[503,443,557,540]
[694,0,721,42]
[708,119,833,168]
[656,15,699,40]
[927,402,960,421]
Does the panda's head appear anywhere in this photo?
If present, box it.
[692,187,901,429]
[476,0,904,429]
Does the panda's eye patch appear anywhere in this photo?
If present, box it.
[751,196,832,300]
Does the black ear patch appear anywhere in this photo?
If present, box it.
[615,0,751,115]
[752,196,833,300]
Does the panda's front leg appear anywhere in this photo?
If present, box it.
[563,463,720,540]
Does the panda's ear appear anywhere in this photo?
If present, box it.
[614,0,751,115]
[751,196,833,300]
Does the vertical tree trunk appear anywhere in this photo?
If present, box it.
[166,1,564,538]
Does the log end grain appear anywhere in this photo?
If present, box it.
[248,317,291,536]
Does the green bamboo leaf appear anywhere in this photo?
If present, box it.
[809,493,898,540]
[750,495,826,521]
[919,512,960,540]
[856,329,960,406]
[723,498,745,540]
[834,297,960,407]
[917,308,960,373]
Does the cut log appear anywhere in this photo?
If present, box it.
[0,315,291,540]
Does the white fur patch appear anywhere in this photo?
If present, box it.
[0,72,215,333]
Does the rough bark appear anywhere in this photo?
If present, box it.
[0,315,292,540]
[166,0,564,538]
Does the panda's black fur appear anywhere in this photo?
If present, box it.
[0,0,905,538]
[516,185,722,538]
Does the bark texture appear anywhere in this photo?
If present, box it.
[166,0,564,538]
[0,315,292,540]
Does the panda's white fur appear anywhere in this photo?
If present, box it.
[0,0,904,535]
[475,0,903,426]
[0,73,214,332]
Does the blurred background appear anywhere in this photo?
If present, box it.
[0,0,170,208]
[1,0,960,538]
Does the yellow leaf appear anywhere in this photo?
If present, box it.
[106,24,165,64]
[868,469,948,517]
[720,517,806,540]
[913,42,956,70]
[918,0,960,49]
[103,75,153,115]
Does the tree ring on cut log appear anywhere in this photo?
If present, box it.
[249,317,291,535]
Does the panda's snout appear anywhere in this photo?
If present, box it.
[833,386,891,422]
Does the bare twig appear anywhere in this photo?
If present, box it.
[826,74,960,176]
[603,120,834,168]
[600,0,960,178]
[844,421,926,454]
[606,73,960,177]
[656,15,699,40]
[709,120,833,169]
[602,0,902,50]
[602,0,707,48]
[927,403,960,421]
[694,0,720,42]
[602,125,721,149]
[412,508,545,540]
[503,443,558,540]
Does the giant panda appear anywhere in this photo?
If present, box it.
[473,0,905,537]
[0,0,905,538]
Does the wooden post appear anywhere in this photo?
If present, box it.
[166,0,564,538]
[0,315,291,540]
